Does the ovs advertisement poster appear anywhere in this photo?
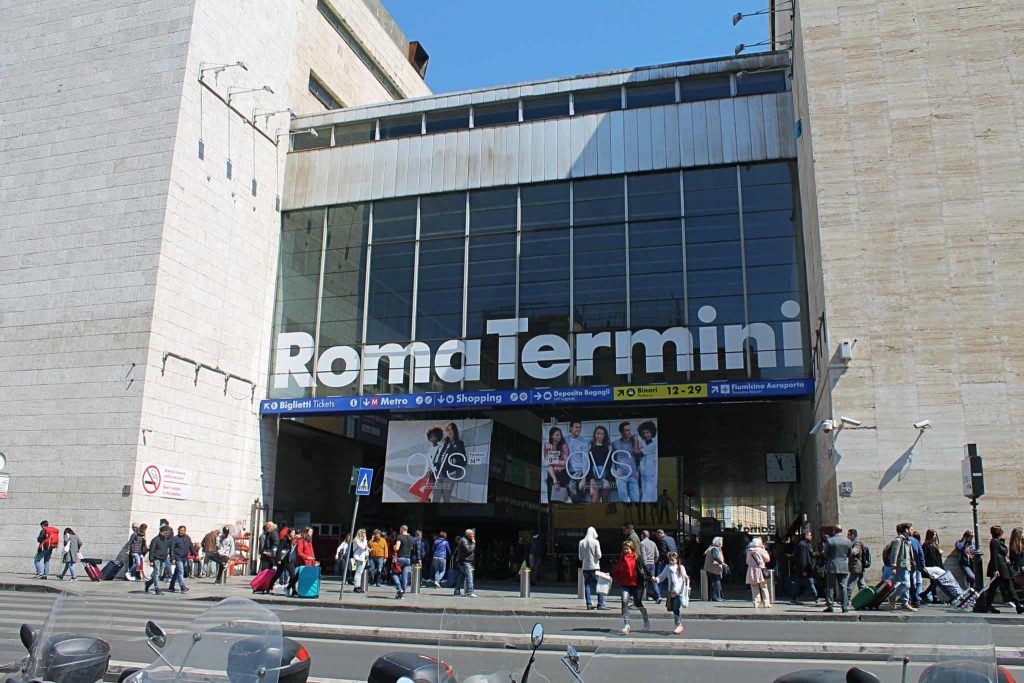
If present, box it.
[383,419,493,504]
[541,418,658,504]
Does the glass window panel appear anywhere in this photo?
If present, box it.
[745,264,799,294]
[573,87,621,115]
[334,121,376,146]
[744,236,797,268]
[688,295,745,325]
[522,94,569,122]
[625,81,676,109]
[742,209,796,239]
[466,234,517,338]
[735,70,788,96]
[686,241,743,271]
[425,108,470,133]
[574,176,624,227]
[748,292,803,324]
[679,75,731,102]
[318,204,369,360]
[473,100,519,128]
[628,172,681,221]
[687,268,744,298]
[416,237,465,341]
[270,210,325,398]
[366,242,414,343]
[470,188,517,234]
[684,165,738,191]
[420,192,466,237]
[521,182,569,230]
[378,114,422,140]
[291,126,331,151]
[685,215,741,243]
[371,197,417,243]
[519,223,570,337]
[574,221,626,332]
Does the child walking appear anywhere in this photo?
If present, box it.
[654,551,689,634]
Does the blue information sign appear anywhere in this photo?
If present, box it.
[354,468,373,496]
[260,378,813,416]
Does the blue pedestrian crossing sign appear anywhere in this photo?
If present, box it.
[355,467,373,496]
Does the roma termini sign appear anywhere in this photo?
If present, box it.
[273,300,805,390]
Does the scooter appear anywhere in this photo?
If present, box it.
[5,622,111,683]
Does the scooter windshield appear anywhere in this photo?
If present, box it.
[437,608,556,683]
[125,597,283,683]
[18,592,114,683]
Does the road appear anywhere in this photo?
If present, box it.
[0,589,1019,682]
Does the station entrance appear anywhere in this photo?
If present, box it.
[271,396,812,583]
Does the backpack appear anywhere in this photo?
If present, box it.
[860,542,872,569]
[44,526,60,550]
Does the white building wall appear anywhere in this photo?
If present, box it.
[0,0,428,571]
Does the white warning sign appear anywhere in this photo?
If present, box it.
[140,464,192,500]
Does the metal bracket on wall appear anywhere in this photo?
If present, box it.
[161,351,258,400]
[198,76,279,147]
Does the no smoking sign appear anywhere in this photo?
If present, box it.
[142,465,161,494]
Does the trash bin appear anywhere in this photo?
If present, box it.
[520,567,531,598]
[409,563,421,594]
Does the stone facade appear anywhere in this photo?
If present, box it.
[792,0,1024,565]
[0,0,428,572]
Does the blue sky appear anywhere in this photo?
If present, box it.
[383,1,773,95]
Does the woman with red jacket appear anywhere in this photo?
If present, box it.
[288,527,316,596]
[612,540,650,634]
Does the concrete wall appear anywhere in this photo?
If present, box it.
[0,0,428,572]
[794,0,1024,562]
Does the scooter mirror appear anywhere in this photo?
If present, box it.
[145,620,167,649]
[19,624,35,651]
[567,646,580,671]
[530,623,544,649]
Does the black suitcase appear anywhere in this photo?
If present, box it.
[101,560,123,580]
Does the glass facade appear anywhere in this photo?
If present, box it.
[270,161,807,398]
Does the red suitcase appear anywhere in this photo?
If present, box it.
[866,579,897,610]
[85,563,102,582]
[250,568,276,593]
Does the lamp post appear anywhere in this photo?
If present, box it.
[962,444,984,591]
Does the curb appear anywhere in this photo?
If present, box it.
[0,581,68,595]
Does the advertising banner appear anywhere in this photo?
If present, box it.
[541,417,658,504]
[383,419,493,504]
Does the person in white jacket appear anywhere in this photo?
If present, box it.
[214,527,235,585]
[578,527,608,610]
[654,552,690,634]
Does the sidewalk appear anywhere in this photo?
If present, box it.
[3,572,1017,624]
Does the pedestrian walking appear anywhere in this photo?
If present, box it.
[288,527,316,596]
[578,527,607,611]
[920,529,944,604]
[200,528,219,579]
[392,525,414,598]
[368,529,388,587]
[622,523,641,554]
[789,531,819,603]
[57,528,82,581]
[956,530,976,589]
[1009,527,1024,577]
[654,552,689,634]
[453,528,477,597]
[258,522,278,573]
[432,531,451,588]
[613,540,650,634]
[168,526,193,593]
[640,530,661,603]
[886,523,916,611]
[34,520,58,579]
[703,537,727,602]
[908,527,925,607]
[214,526,234,584]
[974,525,1024,614]
[846,529,868,595]
[127,524,148,582]
[745,537,773,608]
[263,528,294,595]
[822,526,852,612]
[335,532,351,576]
[655,529,678,576]
[351,529,369,592]
[145,527,171,595]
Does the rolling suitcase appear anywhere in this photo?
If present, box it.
[296,565,320,598]
[101,559,123,581]
[85,563,103,582]
[850,585,877,610]
[250,568,276,593]
[865,579,899,610]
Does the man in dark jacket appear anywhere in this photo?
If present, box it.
[655,529,678,575]
[975,525,1024,614]
[846,529,867,594]
[823,525,853,613]
[258,523,278,573]
[145,527,171,595]
[789,531,819,604]
[169,526,193,593]
[453,529,477,598]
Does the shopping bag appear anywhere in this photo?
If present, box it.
[595,571,612,595]
[408,474,433,503]
[681,584,691,608]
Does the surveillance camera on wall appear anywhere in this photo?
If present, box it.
[914,420,932,430]
[810,419,835,435]
[839,416,862,427]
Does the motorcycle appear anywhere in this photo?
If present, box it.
[6,593,112,683]
[119,597,310,683]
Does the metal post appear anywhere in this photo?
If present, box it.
[339,496,360,599]
[700,569,708,601]
[577,568,585,599]
[520,567,531,598]
[410,563,422,594]
[360,566,369,592]
[766,569,775,605]
[970,497,984,591]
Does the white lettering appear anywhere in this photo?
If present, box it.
[487,318,527,380]
[363,342,431,385]
[575,332,611,377]
[521,334,571,379]
[434,339,482,383]
[724,323,777,369]
[614,328,694,375]
[316,344,360,387]
[697,305,720,371]
[781,300,803,367]
[274,332,314,389]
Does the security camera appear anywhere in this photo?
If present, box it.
[839,416,862,428]
[810,419,835,435]
[914,420,932,430]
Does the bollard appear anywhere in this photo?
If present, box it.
[520,567,531,598]
[766,569,775,605]
[700,569,708,601]
[409,563,421,594]
[360,567,369,593]
[577,568,585,599]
